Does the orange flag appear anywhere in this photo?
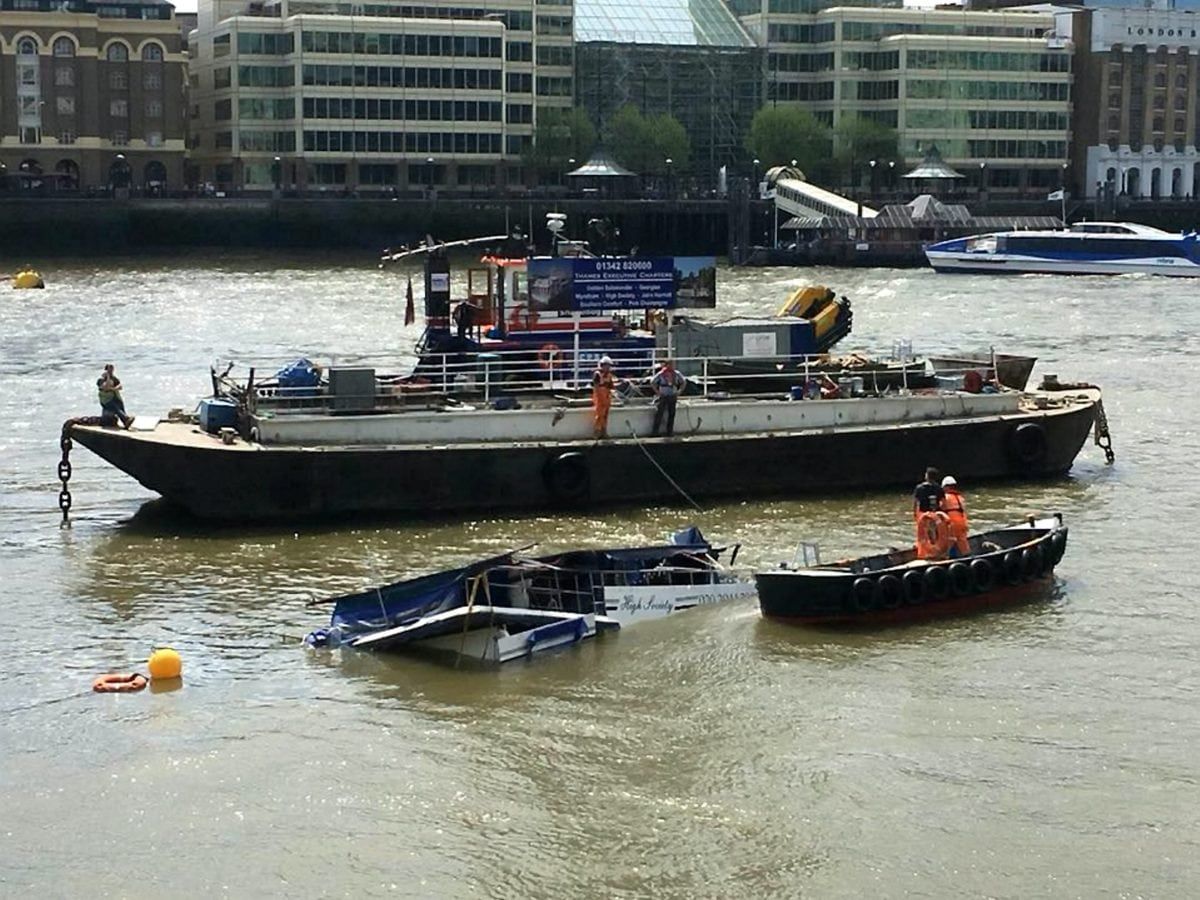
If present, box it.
[404,275,415,326]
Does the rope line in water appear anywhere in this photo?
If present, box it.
[623,420,704,513]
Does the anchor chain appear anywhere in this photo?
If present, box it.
[58,421,74,525]
[1093,399,1115,465]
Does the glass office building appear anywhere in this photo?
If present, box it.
[731,3,1073,191]
[189,0,573,190]
[574,0,763,176]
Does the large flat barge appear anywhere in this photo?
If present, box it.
[69,387,1100,521]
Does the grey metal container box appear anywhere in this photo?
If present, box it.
[662,318,809,376]
[328,367,377,412]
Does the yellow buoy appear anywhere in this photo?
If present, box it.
[12,270,44,290]
[147,647,183,681]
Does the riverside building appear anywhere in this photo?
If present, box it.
[574,0,763,175]
[728,1,1073,193]
[189,0,573,191]
[1057,0,1200,199]
[0,0,187,191]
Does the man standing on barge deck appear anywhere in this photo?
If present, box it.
[651,358,686,437]
[97,363,134,429]
[592,355,616,439]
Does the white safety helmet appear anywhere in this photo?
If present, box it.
[599,355,614,366]
[941,476,957,487]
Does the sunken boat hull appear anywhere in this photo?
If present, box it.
[70,398,1097,521]
[756,517,1068,625]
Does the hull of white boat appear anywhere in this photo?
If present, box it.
[926,251,1200,277]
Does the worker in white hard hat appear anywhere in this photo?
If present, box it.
[941,475,970,557]
[591,355,616,439]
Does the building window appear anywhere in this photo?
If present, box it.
[214,68,231,89]
[19,95,39,115]
[142,43,164,61]
[1175,116,1186,133]
[111,71,128,90]
[60,131,76,145]
[112,130,128,146]
[1175,94,1187,110]
[55,66,75,86]
[106,43,129,62]
[215,131,233,149]
[146,100,163,118]
[1108,114,1120,132]
[20,65,38,86]
[146,132,163,147]
[1108,93,1121,109]
[53,37,75,58]
[1155,72,1167,88]
[17,37,38,56]
[1153,116,1164,133]
[57,96,75,115]
[20,126,42,144]
[1154,95,1165,110]
[144,71,162,90]
[110,99,129,117]
[1177,73,1188,89]
[215,99,232,121]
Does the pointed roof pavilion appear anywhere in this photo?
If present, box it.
[902,145,964,181]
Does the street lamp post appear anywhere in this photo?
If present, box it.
[979,161,987,204]
[426,156,435,197]
[752,157,760,196]
[272,155,282,194]
[665,157,673,197]
[868,159,877,203]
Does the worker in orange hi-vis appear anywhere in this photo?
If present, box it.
[591,355,616,439]
[941,475,971,558]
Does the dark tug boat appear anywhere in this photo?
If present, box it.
[755,515,1068,625]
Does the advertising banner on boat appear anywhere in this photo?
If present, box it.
[527,256,716,311]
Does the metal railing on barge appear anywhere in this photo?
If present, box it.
[219,345,1005,418]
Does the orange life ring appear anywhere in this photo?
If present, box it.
[916,511,952,559]
[537,343,563,369]
[93,672,148,693]
[508,304,539,331]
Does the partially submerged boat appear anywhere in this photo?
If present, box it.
[755,514,1068,625]
[305,528,752,664]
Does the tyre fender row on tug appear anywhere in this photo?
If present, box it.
[846,529,1067,615]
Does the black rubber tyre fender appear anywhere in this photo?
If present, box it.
[949,561,974,596]
[849,576,879,614]
[1008,422,1049,471]
[902,569,925,605]
[970,557,996,592]
[542,451,590,503]
[1049,530,1068,566]
[1021,544,1043,580]
[1004,550,1024,585]
[924,564,950,600]
[877,574,904,610]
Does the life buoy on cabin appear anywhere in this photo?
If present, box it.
[92,672,148,693]
[537,343,563,370]
[915,511,952,559]
[508,304,539,331]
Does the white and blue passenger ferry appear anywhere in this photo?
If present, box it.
[925,222,1200,277]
